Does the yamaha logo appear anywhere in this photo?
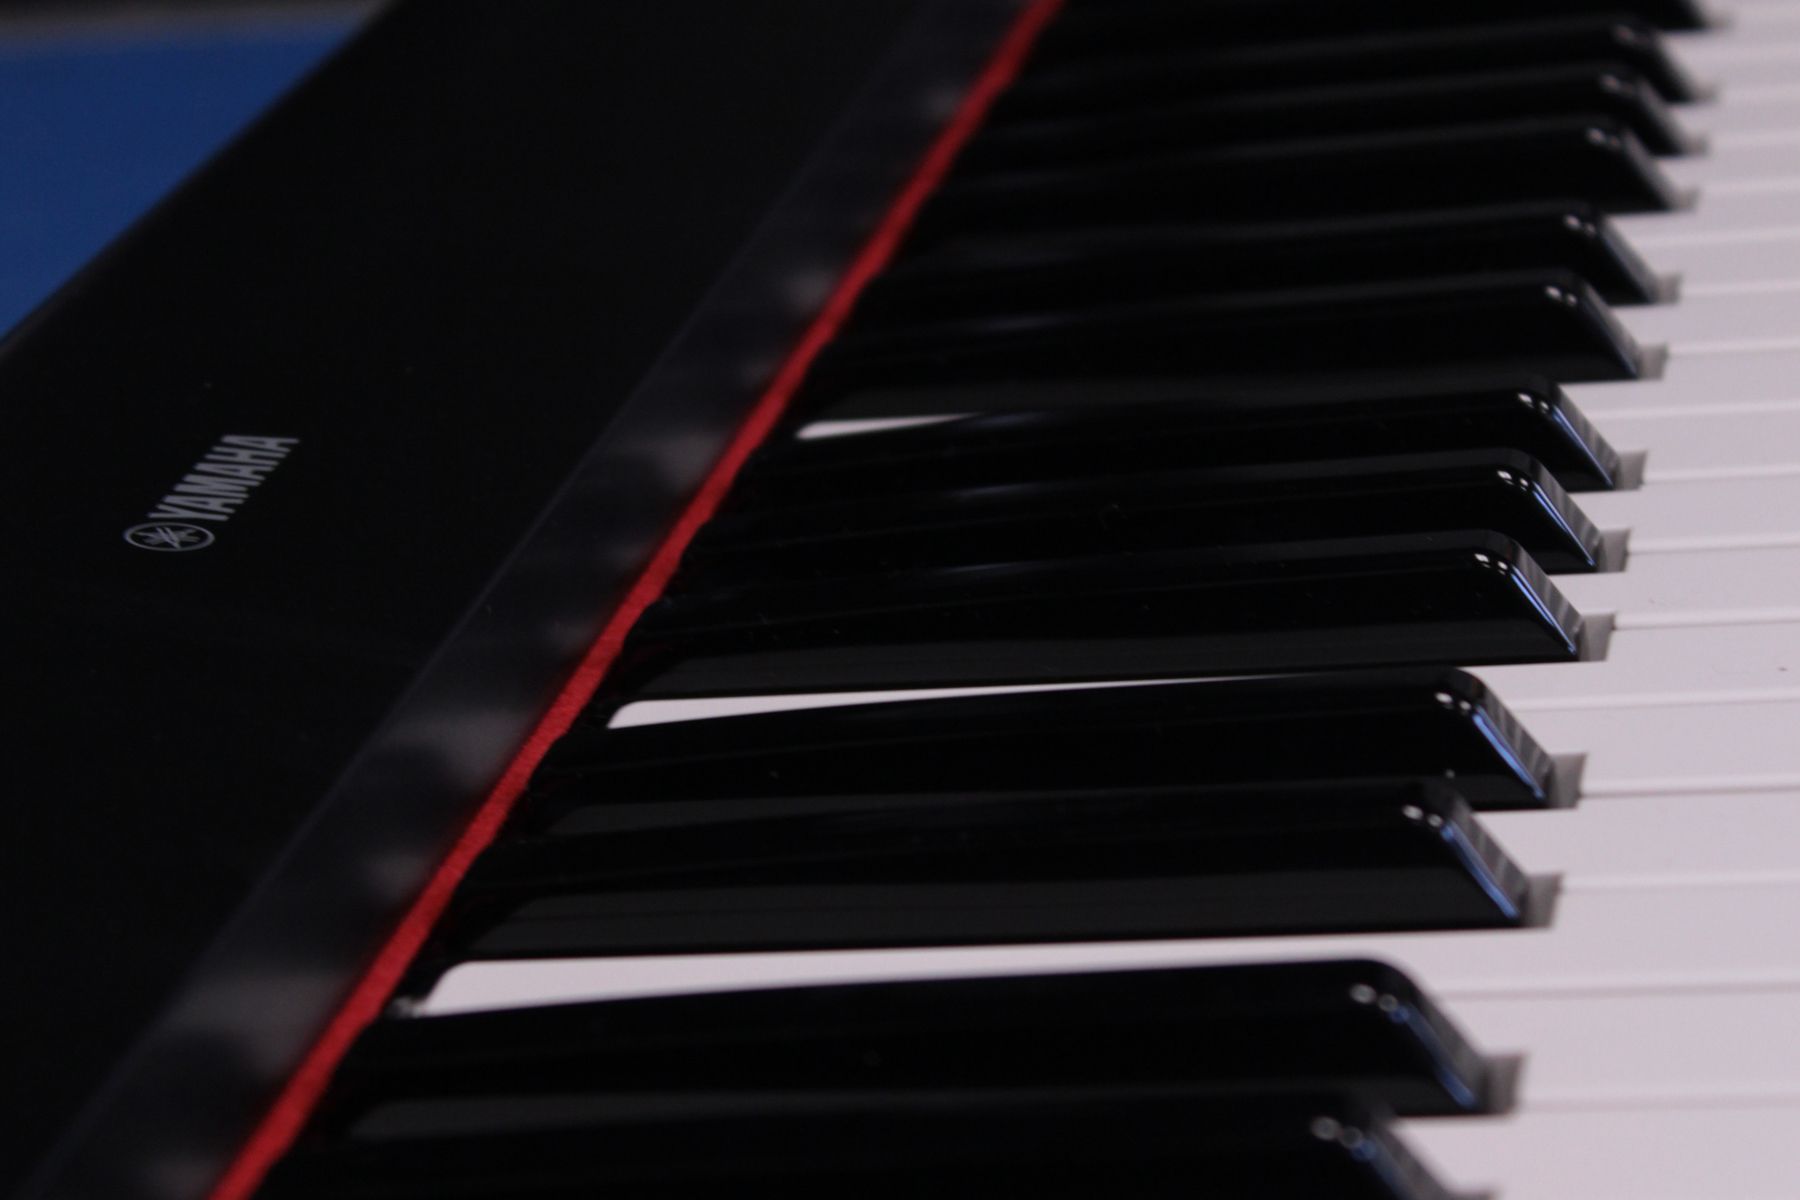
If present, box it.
[124,522,215,552]
[124,433,299,553]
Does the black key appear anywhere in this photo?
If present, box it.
[963,64,1691,172]
[1038,0,1709,64]
[613,532,1584,695]
[536,669,1557,821]
[328,962,1496,1136]
[916,120,1679,250]
[437,778,1529,959]
[756,380,1621,496]
[686,451,1605,586]
[997,19,1700,120]
[808,273,1646,415]
[264,1091,1451,1199]
[870,204,1664,320]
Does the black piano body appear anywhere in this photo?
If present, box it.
[0,3,1019,1195]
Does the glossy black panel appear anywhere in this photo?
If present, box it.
[1038,0,1709,63]
[687,451,1604,589]
[4,1,1005,1193]
[997,19,1699,119]
[916,120,1678,253]
[964,64,1691,171]
[871,204,1664,317]
[807,273,1645,419]
[754,381,1621,495]
[326,962,1494,1134]
[262,1091,1448,1199]
[620,532,1586,694]
[434,778,1528,958]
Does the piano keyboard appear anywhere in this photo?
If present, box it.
[17,1,1800,1197]
[208,2,1800,1197]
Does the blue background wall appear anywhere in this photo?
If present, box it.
[0,9,361,335]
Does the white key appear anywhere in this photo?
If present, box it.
[1616,289,1800,352]
[416,880,1800,1014]
[1557,546,1800,626]
[1676,7,1800,36]
[1679,16,1800,43]
[1664,138,1800,186]
[1673,27,1800,59]
[1594,408,1800,476]
[1481,790,1800,885]
[1672,38,1800,89]
[1407,988,1800,1198]
[1614,187,1800,246]
[1647,228,1800,292]
[1460,987,1800,1105]
[1532,698,1800,795]
[1566,349,1800,416]
[1717,2,1800,32]
[1472,623,1800,710]
[1677,95,1800,138]
[1575,472,1800,549]
[1399,1106,1800,1199]
[1685,120,1800,151]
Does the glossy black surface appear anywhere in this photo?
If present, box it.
[335,962,1495,1130]
[261,1090,1449,1199]
[807,273,1646,420]
[433,778,1528,958]
[917,120,1678,250]
[685,450,1605,587]
[5,2,1012,1195]
[621,532,1586,694]
[998,19,1700,120]
[625,531,1586,693]
[963,64,1691,171]
[753,380,1622,494]
[1038,0,1709,63]
[872,204,1664,317]
[533,670,1558,818]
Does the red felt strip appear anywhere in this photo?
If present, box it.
[205,2,1062,1195]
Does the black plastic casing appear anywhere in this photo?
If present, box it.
[0,3,1017,1195]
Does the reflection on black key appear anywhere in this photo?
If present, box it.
[688,451,1605,586]
[809,273,1645,416]
[1039,0,1709,63]
[963,65,1690,172]
[263,1091,1451,1199]
[438,778,1528,958]
[754,381,1621,496]
[621,533,1585,695]
[917,120,1678,249]
[875,204,1664,318]
[328,962,1495,1133]
[998,19,1700,120]
[538,670,1557,824]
